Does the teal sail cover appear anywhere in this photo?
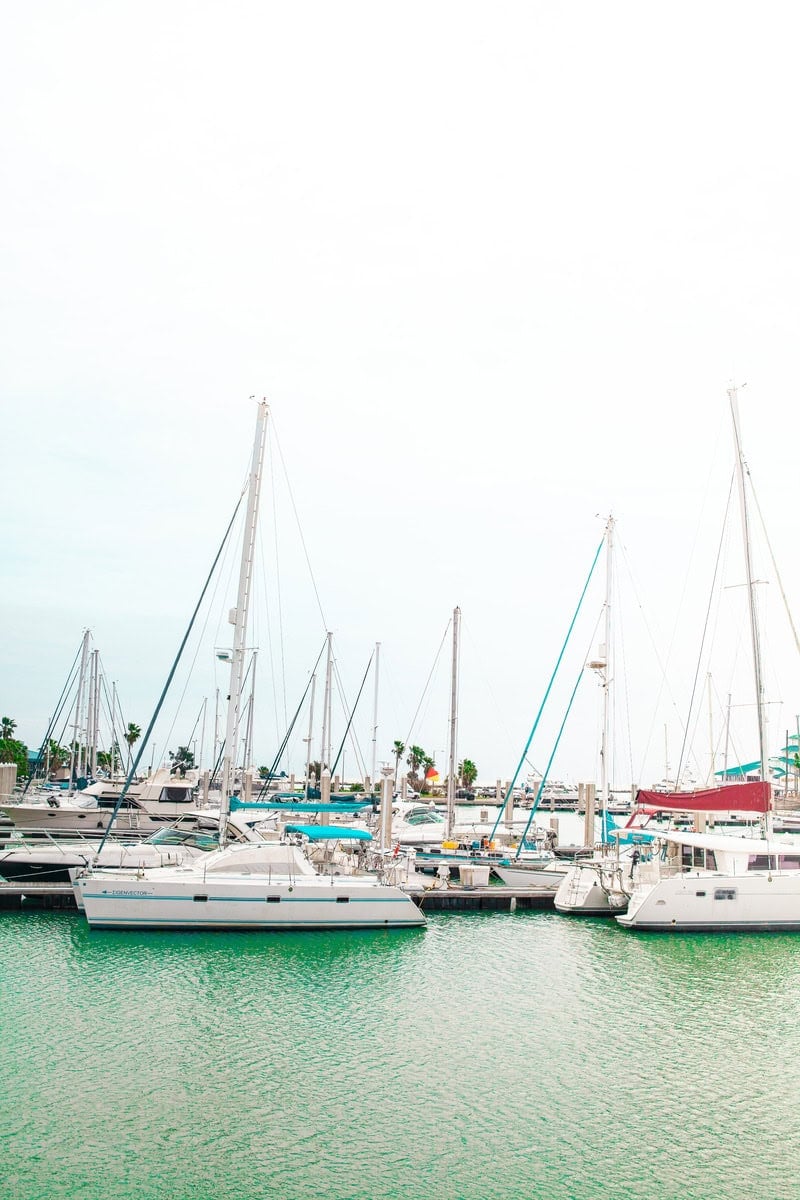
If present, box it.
[230,798,374,814]
[284,824,373,841]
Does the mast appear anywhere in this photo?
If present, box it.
[219,400,269,842]
[198,696,207,772]
[598,516,613,834]
[707,673,714,786]
[90,649,100,778]
[320,632,333,770]
[243,651,257,771]
[304,673,317,798]
[728,385,768,786]
[69,630,91,790]
[371,641,380,789]
[212,688,220,778]
[110,682,117,778]
[445,606,461,840]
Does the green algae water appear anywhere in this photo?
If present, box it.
[2,909,800,1200]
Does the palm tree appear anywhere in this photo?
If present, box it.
[0,717,17,742]
[392,740,405,781]
[459,758,478,789]
[406,744,427,790]
[124,722,142,769]
[168,745,195,777]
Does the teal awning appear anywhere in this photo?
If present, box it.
[715,760,762,776]
[230,798,373,814]
[285,824,372,841]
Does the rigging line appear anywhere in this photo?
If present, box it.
[674,472,735,792]
[256,639,329,797]
[494,533,605,820]
[271,419,329,631]
[269,432,289,733]
[257,514,280,754]
[331,661,368,779]
[97,490,246,852]
[158,506,242,761]
[22,638,84,794]
[331,650,375,777]
[507,609,604,855]
[612,560,634,790]
[403,618,453,755]
[460,619,542,780]
[748,464,800,661]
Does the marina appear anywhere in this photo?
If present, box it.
[5,2,800,1193]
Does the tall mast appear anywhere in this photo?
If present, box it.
[69,629,91,789]
[243,651,257,771]
[728,385,768,783]
[599,516,614,832]
[371,642,380,789]
[110,681,117,778]
[90,649,100,778]
[445,606,461,840]
[305,673,317,798]
[220,401,269,840]
[320,632,333,769]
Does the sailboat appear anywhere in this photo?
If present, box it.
[554,515,632,915]
[74,401,425,931]
[618,385,800,932]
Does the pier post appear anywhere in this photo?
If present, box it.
[582,783,596,847]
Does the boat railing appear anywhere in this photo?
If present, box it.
[0,826,146,854]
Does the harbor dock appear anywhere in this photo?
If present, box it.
[0,880,555,913]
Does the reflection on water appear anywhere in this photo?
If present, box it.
[2,909,800,1200]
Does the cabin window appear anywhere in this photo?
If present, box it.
[713,888,736,901]
[266,896,281,904]
[695,891,706,897]
[164,787,193,802]
[779,856,800,870]
[193,895,209,903]
[335,896,351,904]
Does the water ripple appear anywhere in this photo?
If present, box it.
[2,910,800,1199]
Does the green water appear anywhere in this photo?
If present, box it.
[1,910,799,1200]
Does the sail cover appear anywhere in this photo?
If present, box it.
[634,782,771,815]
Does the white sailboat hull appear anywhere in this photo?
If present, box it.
[617,869,800,931]
[554,861,630,916]
[75,871,426,929]
[492,863,566,890]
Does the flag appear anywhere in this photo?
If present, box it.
[425,765,439,780]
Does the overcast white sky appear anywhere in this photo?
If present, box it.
[4,1,800,788]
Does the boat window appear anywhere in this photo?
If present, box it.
[193,895,209,903]
[163,787,194,803]
[266,896,281,904]
[748,855,771,869]
[335,896,350,904]
[150,829,219,851]
[714,888,736,900]
[779,856,800,870]
[695,891,706,897]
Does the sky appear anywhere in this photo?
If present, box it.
[4,1,800,790]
